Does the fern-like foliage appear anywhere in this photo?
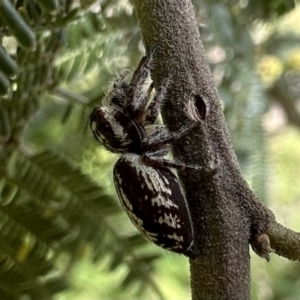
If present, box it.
[0,1,162,299]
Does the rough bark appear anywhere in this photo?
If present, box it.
[132,1,298,300]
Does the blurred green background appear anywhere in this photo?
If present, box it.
[0,0,299,299]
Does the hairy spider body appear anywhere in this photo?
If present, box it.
[90,48,211,257]
[90,106,145,153]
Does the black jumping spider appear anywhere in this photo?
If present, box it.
[90,47,212,256]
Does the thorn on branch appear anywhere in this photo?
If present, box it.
[250,233,273,262]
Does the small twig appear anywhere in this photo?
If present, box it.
[267,221,300,261]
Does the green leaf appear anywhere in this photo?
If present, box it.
[36,0,58,12]
[0,0,35,48]
[0,46,18,77]
[0,70,10,95]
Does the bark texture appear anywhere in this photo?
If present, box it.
[133,1,275,300]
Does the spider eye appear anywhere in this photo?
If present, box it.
[111,96,123,108]
[101,122,111,132]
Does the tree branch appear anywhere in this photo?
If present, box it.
[132,0,298,299]
[267,221,300,261]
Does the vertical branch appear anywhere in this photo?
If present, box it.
[133,1,274,299]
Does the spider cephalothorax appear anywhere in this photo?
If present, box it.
[90,47,212,257]
[90,51,162,154]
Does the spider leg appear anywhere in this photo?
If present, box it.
[135,82,154,122]
[142,151,215,174]
[142,122,198,149]
[126,46,159,116]
[144,124,168,141]
[143,80,167,126]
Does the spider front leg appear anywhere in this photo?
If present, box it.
[143,81,167,126]
[125,46,159,117]
[142,150,215,174]
[142,122,198,150]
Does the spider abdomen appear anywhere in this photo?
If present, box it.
[113,153,194,256]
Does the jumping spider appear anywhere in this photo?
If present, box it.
[90,47,212,256]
